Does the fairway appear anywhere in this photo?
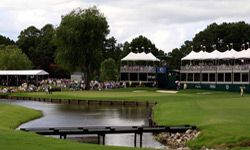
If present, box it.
[8,89,250,149]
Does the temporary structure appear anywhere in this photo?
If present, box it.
[0,70,49,76]
[121,52,160,61]
[0,70,49,86]
[181,49,250,60]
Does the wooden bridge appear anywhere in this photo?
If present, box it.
[20,125,196,148]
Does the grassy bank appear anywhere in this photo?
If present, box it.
[11,89,250,149]
[0,103,145,150]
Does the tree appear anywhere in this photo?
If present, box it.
[35,24,57,70]
[100,58,118,81]
[17,24,67,77]
[168,21,250,69]
[56,6,109,90]
[121,35,164,59]
[0,34,15,45]
[102,37,122,62]
[17,26,41,61]
[0,45,33,70]
[192,22,250,52]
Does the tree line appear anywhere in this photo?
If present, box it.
[1,6,250,89]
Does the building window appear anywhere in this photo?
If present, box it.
[202,73,208,82]
[218,73,224,82]
[209,73,215,82]
[181,73,187,81]
[225,73,232,82]
[130,73,138,81]
[188,73,193,81]
[194,73,200,81]
[234,73,240,82]
[242,73,249,82]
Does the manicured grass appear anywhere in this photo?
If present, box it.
[0,103,146,150]
[11,89,250,149]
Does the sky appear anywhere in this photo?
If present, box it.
[1,0,250,53]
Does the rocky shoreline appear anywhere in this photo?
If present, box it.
[154,129,201,150]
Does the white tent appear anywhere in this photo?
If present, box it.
[146,52,160,61]
[182,49,250,60]
[0,70,49,76]
[181,51,198,60]
[121,52,160,61]
[181,50,205,60]
[203,50,223,60]
[121,52,137,61]
[236,48,250,59]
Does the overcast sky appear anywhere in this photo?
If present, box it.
[1,0,250,52]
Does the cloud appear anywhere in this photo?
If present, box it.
[0,0,250,52]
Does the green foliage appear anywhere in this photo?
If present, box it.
[0,34,15,45]
[17,26,41,60]
[0,45,33,70]
[168,21,250,69]
[56,6,109,89]
[17,24,63,77]
[100,58,118,81]
[192,22,250,52]
[102,37,122,62]
[122,35,165,59]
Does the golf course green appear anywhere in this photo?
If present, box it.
[2,88,250,149]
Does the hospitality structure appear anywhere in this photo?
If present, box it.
[120,52,161,86]
[0,70,49,86]
[180,48,250,92]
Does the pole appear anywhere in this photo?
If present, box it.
[26,75,28,84]
[102,134,105,145]
[36,75,38,86]
[98,134,100,144]
[16,75,18,86]
[134,133,137,147]
[139,133,143,148]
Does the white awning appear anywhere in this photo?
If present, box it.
[121,52,137,61]
[237,48,250,59]
[121,52,160,61]
[182,49,250,60]
[181,50,205,60]
[0,70,49,76]
[146,52,160,61]
[203,50,223,60]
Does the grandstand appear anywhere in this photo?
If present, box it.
[120,52,160,86]
[180,47,250,92]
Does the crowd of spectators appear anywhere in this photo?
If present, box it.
[120,65,155,73]
[181,63,250,71]
[0,78,127,93]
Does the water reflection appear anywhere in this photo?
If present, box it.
[0,99,163,148]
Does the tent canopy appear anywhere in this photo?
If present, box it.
[121,52,160,61]
[0,70,49,76]
[181,49,250,60]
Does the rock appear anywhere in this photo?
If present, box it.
[155,129,200,149]
[185,129,192,134]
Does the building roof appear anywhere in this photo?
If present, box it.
[121,52,160,61]
[0,70,49,76]
[181,48,250,60]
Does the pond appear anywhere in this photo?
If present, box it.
[1,99,163,148]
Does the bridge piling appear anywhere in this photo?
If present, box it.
[134,133,137,147]
[139,133,143,148]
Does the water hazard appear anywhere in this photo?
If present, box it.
[0,99,163,148]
